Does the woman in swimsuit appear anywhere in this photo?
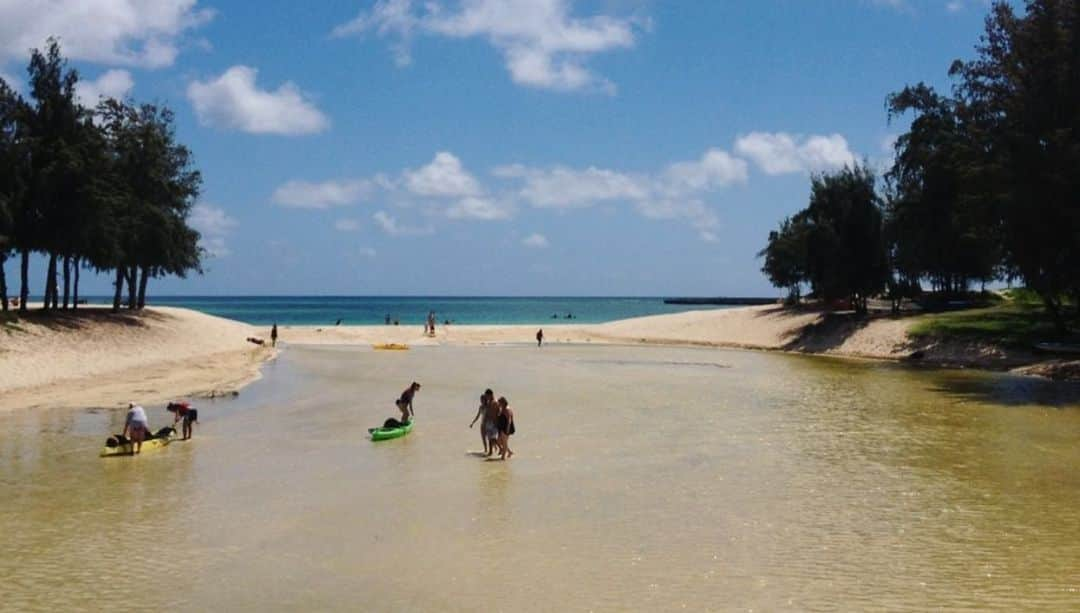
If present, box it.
[469,390,494,455]
[496,396,515,460]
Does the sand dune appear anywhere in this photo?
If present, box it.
[0,306,274,412]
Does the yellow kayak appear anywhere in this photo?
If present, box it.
[373,343,410,350]
[100,432,176,457]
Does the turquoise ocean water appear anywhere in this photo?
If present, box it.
[116,296,732,326]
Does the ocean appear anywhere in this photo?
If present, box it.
[129,296,733,326]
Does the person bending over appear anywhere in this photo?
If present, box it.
[395,382,421,423]
[167,401,199,440]
[123,402,150,455]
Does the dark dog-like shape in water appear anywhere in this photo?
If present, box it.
[105,426,176,448]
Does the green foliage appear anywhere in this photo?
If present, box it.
[761,0,1080,333]
[948,0,1080,331]
[910,296,1078,346]
[759,164,888,313]
[758,215,809,303]
[885,83,1001,294]
[0,39,203,313]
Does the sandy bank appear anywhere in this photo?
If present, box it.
[282,305,905,354]
[0,306,275,412]
[282,304,1066,376]
[3,303,1069,413]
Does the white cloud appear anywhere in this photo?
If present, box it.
[275,152,499,225]
[272,179,374,209]
[405,151,481,197]
[634,198,719,240]
[356,246,377,258]
[734,132,857,175]
[189,203,237,257]
[0,0,213,68]
[496,148,743,241]
[75,69,134,105]
[495,164,647,209]
[660,149,748,195]
[187,65,329,135]
[373,210,433,236]
[335,218,361,232]
[333,0,644,93]
[446,196,510,220]
[332,0,417,66]
[522,233,548,248]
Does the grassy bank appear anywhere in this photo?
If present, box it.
[910,289,1079,347]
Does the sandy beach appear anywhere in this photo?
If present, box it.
[1,303,1069,413]
[281,303,1014,366]
[0,306,274,412]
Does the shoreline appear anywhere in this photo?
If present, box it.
[280,304,1075,376]
[2,303,1076,413]
[0,306,276,413]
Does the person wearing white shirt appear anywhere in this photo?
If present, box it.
[123,402,150,454]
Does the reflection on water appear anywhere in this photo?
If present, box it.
[1,345,1078,611]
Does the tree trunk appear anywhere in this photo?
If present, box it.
[43,253,57,311]
[72,258,80,311]
[137,266,149,309]
[19,249,29,313]
[126,266,137,309]
[0,252,7,312]
[112,267,124,312]
[62,255,71,309]
[50,255,59,309]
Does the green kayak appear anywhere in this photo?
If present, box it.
[369,420,414,441]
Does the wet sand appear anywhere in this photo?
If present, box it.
[2,344,1078,610]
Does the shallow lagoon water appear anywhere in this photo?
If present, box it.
[2,344,1078,611]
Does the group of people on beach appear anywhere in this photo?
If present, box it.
[470,388,515,460]
[118,399,198,454]
[389,382,517,460]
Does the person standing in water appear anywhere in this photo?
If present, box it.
[167,401,199,440]
[482,389,501,456]
[496,397,515,460]
[469,389,495,455]
[395,382,421,423]
[123,402,150,454]
[270,323,278,347]
[536,328,543,347]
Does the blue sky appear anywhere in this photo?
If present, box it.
[1,0,999,296]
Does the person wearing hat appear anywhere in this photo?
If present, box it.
[395,382,421,423]
[123,402,150,454]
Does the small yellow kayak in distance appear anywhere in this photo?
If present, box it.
[373,343,410,351]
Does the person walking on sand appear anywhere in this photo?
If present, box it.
[536,328,543,347]
[123,402,150,455]
[496,397,515,460]
[271,323,278,347]
[469,389,495,455]
[395,382,421,423]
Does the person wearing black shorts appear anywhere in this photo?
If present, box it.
[167,401,199,440]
